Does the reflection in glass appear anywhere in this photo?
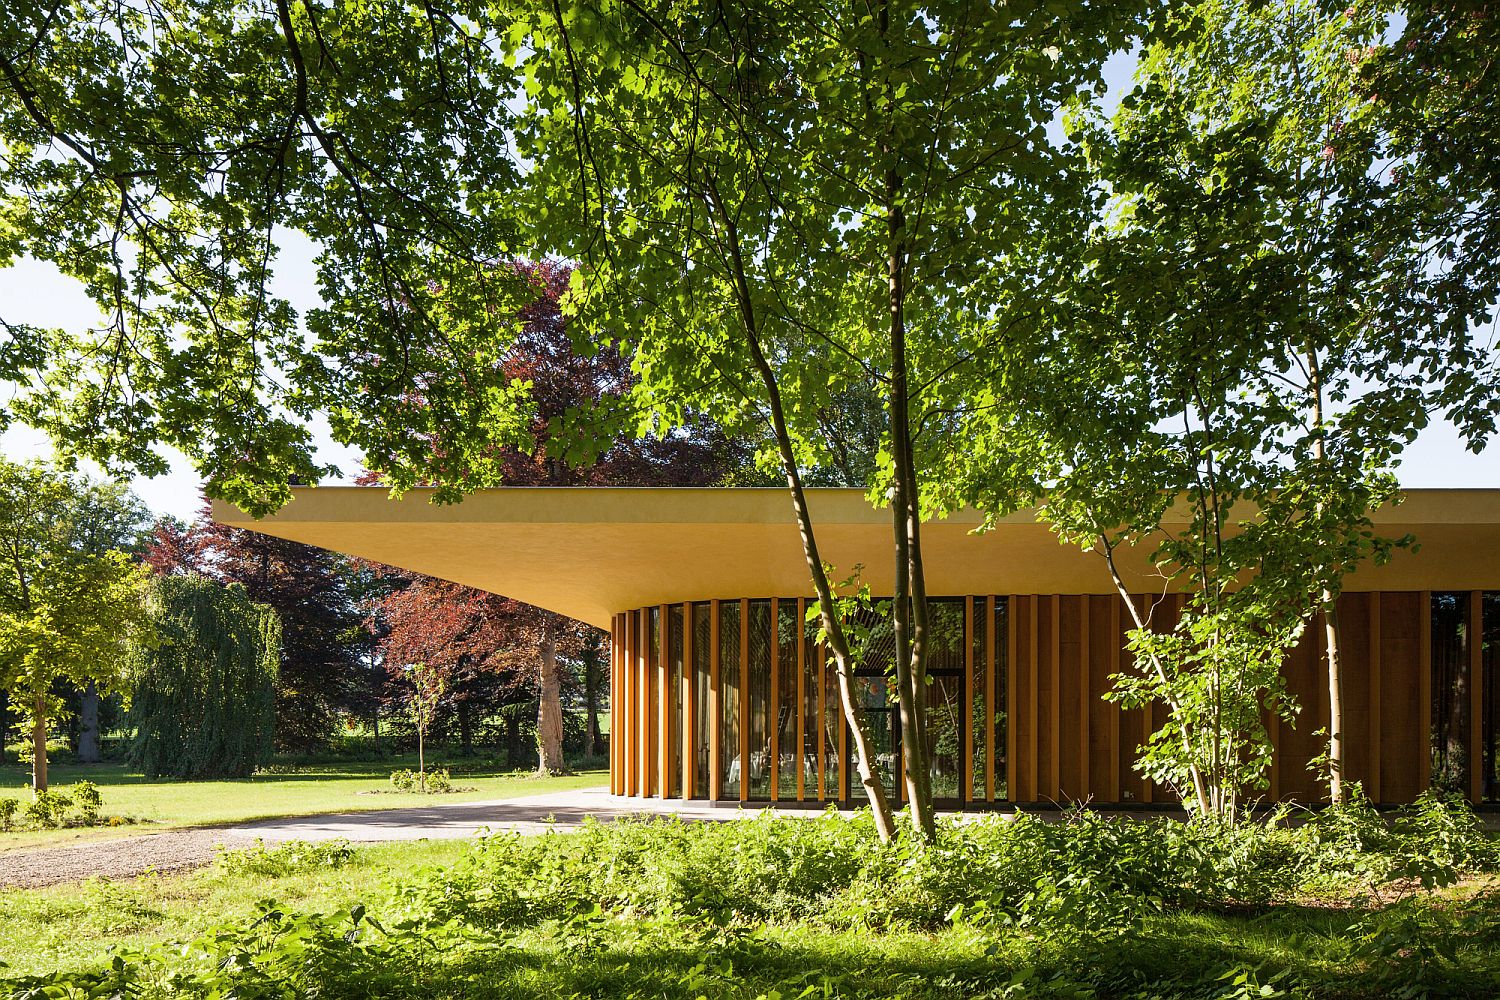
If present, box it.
[670,604,684,797]
[720,601,741,799]
[821,645,840,799]
[802,609,819,799]
[647,606,660,796]
[1483,593,1498,803]
[847,673,898,802]
[693,603,711,798]
[777,601,800,797]
[925,600,965,800]
[995,599,1009,800]
[747,600,773,799]
[971,600,987,801]
[1431,592,1470,795]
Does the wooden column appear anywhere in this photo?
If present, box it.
[740,598,750,803]
[610,615,620,795]
[1078,596,1090,798]
[684,604,696,799]
[709,600,722,802]
[1369,593,1382,802]
[963,597,974,802]
[796,598,807,802]
[639,608,652,797]
[626,611,638,796]
[1029,595,1040,801]
[1472,590,1485,805]
[1108,597,1121,802]
[1049,594,1061,798]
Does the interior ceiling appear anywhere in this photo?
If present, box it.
[212,487,1500,630]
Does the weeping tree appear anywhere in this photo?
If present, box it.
[128,574,280,779]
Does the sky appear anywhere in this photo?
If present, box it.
[1,43,1495,523]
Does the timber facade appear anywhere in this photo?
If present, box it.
[610,592,1500,807]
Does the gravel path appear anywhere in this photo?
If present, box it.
[1,829,253,890]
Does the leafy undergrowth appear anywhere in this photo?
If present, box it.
[2,790,1498,998]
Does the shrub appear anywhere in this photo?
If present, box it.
[70,780,102,824]
[215,838,355,877]
[0,797,18,831]
[390,767,452,793]
[24,788,71,828]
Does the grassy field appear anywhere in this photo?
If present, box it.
[1,828,1496,997]
[0,758,608,851]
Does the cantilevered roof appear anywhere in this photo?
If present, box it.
[211,487,1500,629]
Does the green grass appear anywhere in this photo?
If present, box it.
[0,758,608,851]
[1,839,1496,997]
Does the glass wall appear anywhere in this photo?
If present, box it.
[617,595,1033,805]
[1484,593,1498,803]
[669,604,684,798]
[776,600,800,798]
[1430,592,1469,795]
[993,598,1008,801]
[746,600,773,799]
[720,600,741,799]
[693,603,711,797]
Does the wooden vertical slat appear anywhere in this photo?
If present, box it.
[627,610,638,797]
[683,604,695,801]
[1108,597,1121,802]
[1369,592,1382,802]
[1078,597,1090,799]
[770,597,780,803]
[964,597,974,802]
[1050,595,1061,798]
[610,615,620,795]
[989,596,1000,801]
[797,598,806,802]
[640,608,652,797]
[740,598,750,803]
[1139,596,1153,805]
[1472,591,1485,805]
[660,603,672,799]
[1419,590,1433,793]
[1029,595,1040,802]
[709,600,722,802]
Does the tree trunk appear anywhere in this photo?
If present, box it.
[885,164,936,840]
[418,718,426,794]
[1323,598,1345,804]
[704,179,897,843]
[32,691,48,793]
[458,700,474,756]
[536,618,567,774]
[78,680,101,764]
[585,644,603,757]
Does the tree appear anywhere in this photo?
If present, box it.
[128,574,280,779]
[402,661,445,793]
[145,505,371,751]
[0,459,148,792]
[504,1,1151,840]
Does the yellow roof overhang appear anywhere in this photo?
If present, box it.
[211,487,1500,630]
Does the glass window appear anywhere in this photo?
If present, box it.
[821,643,840,800]
[1483,593,1498,803]
[647,606,659,796]
[747,600,773,800]
[925,599,965,801]
[971,599,987,801]
[1430,592,1470,795]
[803,606,820,799]
[670,604,684,798]
[719,601,741,799]
[693,603,711,798]
[995,598,1009,801]
[777,600,800,798]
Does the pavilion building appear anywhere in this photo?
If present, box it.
[214,487,1500,809]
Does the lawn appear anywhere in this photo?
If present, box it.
[2,808,1498,998]
[0,758,608,851]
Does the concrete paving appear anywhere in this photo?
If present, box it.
[226,785,778,841]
